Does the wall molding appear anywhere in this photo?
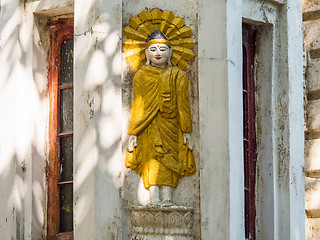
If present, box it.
[306,209,320,218]
[267,0,284,6]
[304,10,320,22]
[305,130,320,140]
[305,170,320,178]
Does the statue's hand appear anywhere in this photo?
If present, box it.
[128,135,137,152]
[183,133,193,151]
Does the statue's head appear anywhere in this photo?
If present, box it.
[145,30,172,68]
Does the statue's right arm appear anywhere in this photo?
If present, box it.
[128,72,144,135]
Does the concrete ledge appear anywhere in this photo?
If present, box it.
[305,130,320,140]
[308,89,320,101]
[306,98,320,129]
[309,48,320,60]
[304,10,320,22]
[306,170,320,178]
[34,5,74,16]
[306,209,320,218]
[267,0,284,6]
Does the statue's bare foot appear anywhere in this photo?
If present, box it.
[147,201,161,208]
[160,199,173,207]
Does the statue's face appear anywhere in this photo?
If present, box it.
[145,43,171,68]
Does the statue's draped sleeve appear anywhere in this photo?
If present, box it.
[176,70,192,133]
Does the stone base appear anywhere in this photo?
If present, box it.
[130,204,194,240]
[131,235,194,240]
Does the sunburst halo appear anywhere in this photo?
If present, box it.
[123,9,195,71]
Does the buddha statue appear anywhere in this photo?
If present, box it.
[125,30,196,205]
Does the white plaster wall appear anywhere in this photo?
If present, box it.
[0,0,74,239]
[198,0,244,239]
[74,0,123,239]
[0,1,22,238]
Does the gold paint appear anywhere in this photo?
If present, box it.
[180,38,194,48]
[182,49,194,60]
[161,11,175,22]
[130,16,143,30]
[144,21,155,34]
[177,59,188,70]
[172,46,184,54]
[152,8,163,20]
[123,10,196,189]
[160,20,169,33]
[125,65,196,189]
[171,52,182,66]
[152,8,163,29]
[126,52,145,61]
[170,40,181,46]
[124,47,145,59]
[146,39,171,48]
[123,26,148,41]
[137,23,152,36]
[123,9,195,71]
[139,10,152,22]
[165,26,177,37]
[168,33,180,41]
[123,39,146,50]
[179,26,192,38]
[160,11,175,33]
[172,17,184,29]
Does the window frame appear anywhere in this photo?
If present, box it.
[47,17,74,240]
[242,23,257,240]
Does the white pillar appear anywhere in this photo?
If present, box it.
[198,0,244,239]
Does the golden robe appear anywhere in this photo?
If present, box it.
[125,65,195,189]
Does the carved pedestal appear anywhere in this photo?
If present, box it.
[130,205,194,240]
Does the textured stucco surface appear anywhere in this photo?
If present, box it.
[0,0,305,239]
[0,0,75,239]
